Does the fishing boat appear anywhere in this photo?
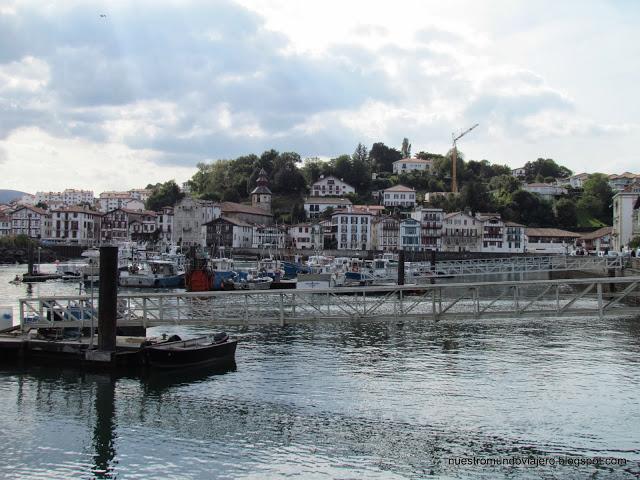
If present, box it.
[343,258,375,285]
[143,333,237,369]
[210,257,245,290]
[119,260,185,288]
[237,269,273,290]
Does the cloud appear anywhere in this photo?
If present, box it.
[0,0,639,191]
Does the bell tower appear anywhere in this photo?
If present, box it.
[251,168,272,213]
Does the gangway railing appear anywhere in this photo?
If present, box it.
[409,255,623,277]
[19,276,640,330]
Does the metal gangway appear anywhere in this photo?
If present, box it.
[18,276,640,329]
[407,255,625,278]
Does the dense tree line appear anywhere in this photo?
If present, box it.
[163,138,613,228]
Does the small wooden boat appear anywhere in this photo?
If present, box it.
[143,333,237,369]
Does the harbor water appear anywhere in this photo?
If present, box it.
[1,264,639,478]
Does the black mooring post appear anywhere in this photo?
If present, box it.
[98,246,118,351]
[27,242,34,276]
[430,249,436,285]
[398,250,405,286]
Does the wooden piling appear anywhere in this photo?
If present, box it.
[98,246,118,352]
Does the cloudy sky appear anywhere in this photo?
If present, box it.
[1,0,638,193]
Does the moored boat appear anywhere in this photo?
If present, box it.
[119,260,184,288]
[143,333,237,369]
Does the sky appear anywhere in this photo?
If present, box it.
[1,0,639,194]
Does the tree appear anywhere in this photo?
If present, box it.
[145,180,184,211]
[34,202,48,210]
[369,142,402,173]
[272,161,306,194]
[489,174,521,206]
[582,173,613,224]
[352,143,369,166]
[300,157,325,185]
[415,151,445,162]
[524,158,572,182]
[504,190,555,227]
[459,181,495,214]
[401,138,411,158]
[555,198,578,229]
[332,155,352,182]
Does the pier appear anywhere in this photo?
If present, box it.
[17,276,640,328]
[415,254,624,278]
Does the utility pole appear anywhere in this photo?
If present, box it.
[451,123,479,193]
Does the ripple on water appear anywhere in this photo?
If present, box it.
[1,265,640,478]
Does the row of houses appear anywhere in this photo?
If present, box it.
[0,199,611,254]
[511,169,640,192]
[17,188,152,212]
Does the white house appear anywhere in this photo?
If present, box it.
[304,197,352,218]
[18,194,36,206]
[392,158,432,175]
[156,206,174,245]
[128,211,157,241]
[0,213,11,237]
[523,183,568,200]
[203,217,253,250]
[46,207,103,246]
[35,189,94,208]
[579,227,612,254]
[310,175,355,197]
[331,210,373,250]
[612,185,640,251]
[99,192,138,212]
[442,212,482,252]
[399,218,421,251]
[476,213,504,253]
[411,207,444,251]
[288,223,323,250]
[372,216,399,251]
[525,228,580,254]
[10,206,51,239]
[608,172,640,192]
[504,221,526,253]
[567,173,590,189]
[129,189,152,202]
[511,167,526,178]
[252,225,287,249]
[382,185,416,208]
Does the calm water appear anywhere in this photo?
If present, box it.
[1,264,640,478]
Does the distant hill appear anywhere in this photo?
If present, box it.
[0,189,29,204]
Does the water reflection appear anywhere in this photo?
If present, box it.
[141,362,237,395]
[91,374,117,479]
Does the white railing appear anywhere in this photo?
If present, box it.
[19,276,640,329]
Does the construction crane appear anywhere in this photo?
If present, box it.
[451,123,479,193]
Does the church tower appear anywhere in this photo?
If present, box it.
[251,168,272,213]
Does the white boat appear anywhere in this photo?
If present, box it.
[119,260,185,288]
[239,270,273,290]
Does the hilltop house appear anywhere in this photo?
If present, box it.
[310,175,355,197]
[382,185,416,208]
